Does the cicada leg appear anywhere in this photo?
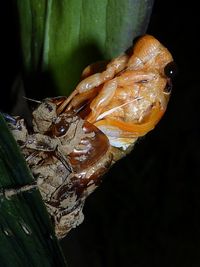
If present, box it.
[56,54,129,114]
[0,182,37,199]
[81,60,109,79]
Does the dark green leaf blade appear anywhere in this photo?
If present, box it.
[0,114,67,267]
[16,0,154,95]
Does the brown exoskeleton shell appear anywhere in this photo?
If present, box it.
[9,98,112,239]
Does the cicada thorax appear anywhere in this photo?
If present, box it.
[45,110,112,196]
[47,97,112,170]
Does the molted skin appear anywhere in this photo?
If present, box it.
[9,99,112,239]
[7,35,174,239]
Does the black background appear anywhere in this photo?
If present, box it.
[1,1,200,266]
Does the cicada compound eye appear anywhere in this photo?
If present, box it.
[52,118,69,137]
[164,61,178,79]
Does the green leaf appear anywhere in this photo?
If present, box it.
[0,114,67,267]
[16,0,154,95]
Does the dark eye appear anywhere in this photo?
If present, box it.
[53,119,69,137]
[164,61,178,78]
[55,125,68,137]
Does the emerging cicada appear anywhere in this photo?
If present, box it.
[5,35,175,239]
